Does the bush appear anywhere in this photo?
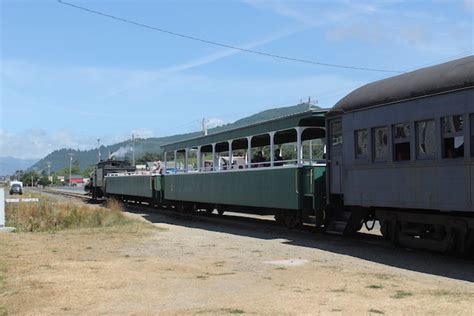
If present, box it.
[5,200,135,232]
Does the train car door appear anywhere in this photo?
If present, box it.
[329,119,343,194]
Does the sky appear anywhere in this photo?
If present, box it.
[1,0,473,159]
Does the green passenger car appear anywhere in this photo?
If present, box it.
[163,166,325,210]
[160,109,328,228]
[105,175,154,200]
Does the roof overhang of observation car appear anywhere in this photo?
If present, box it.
[161,109,328,153]
[327,55,474,117]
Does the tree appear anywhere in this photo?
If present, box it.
[20,170,40,187]
[71,160,81,174]
[137,152,162,164]
[82,165,94,178]
[38,176,51,186]
[11,170,24,181]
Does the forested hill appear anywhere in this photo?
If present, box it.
[30,103,321,172]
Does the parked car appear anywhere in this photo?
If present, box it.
[9,183,23,195]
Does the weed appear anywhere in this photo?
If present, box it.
[392,290,413,299]
[367,284,383,289]
[330,286,347,293]
[220,308,245,314]
[368,309,384,314]
[373,273,393,280]
[274,267,286,270]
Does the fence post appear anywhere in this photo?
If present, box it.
[0,187,4,228]
[0,187,15,233]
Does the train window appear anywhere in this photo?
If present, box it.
[416,120,436,159]
[442,115,464,159]
[354,129,368,159]
[393,123,410,161]
[372,127,388,161]
[331,121,343,146]
[471,114,474,157]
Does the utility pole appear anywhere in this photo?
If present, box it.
[131,134,135,166]
[47,162,51,183]
[68,153,73,187]
[202,118,208,136]
[97,139,101,162]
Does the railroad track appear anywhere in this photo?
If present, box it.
[35,188,91,201]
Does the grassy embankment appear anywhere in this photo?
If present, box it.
[5,199,140,232]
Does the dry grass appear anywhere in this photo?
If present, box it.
[5,198,137,232]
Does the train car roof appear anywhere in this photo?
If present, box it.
[327,55,474,117]
[161,108,328,152]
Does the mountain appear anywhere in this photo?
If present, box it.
[0,156,38,176]
[30,103,321,173]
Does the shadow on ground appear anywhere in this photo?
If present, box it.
[122,203,474,283]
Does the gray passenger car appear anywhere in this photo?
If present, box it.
[325,56,474,253]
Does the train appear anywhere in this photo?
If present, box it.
[87,56,474,254]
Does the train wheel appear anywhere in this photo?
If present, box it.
[466,230,474,257]
[381,220,399,245]
[217,209,225,216]
[205,209,214,215]
[176,203,187,215]
[274,212,283,225]
[281,211,301,229]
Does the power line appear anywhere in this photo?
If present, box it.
[57,0,403,74]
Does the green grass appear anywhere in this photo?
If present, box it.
[274,267,287,270]
[392,290,413,299]
[367,284,384,289]
[373,273,394,280]
[368,309,384,314]
[5,199,140,232]
[220,308,245,314]
[330,286,347,293]
[0,260,7,290]
[0,260,8,315]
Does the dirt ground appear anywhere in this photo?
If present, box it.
[1,194,473,315]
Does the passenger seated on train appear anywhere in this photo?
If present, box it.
[220,158,228,170]
[203,161,213,171]
[274,150,284,166]
[252,151,265,168]
[394,143,410,161]
[443,138,464,158]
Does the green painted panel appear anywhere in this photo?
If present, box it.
[163,167,306,210]
[105,175,153,198]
